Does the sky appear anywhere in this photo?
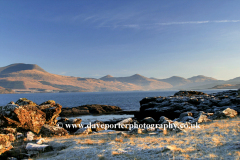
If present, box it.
[1,0,240,80]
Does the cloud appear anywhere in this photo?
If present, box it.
[156,20,240,26]
[101,19,240,29]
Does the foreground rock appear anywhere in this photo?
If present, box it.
[0,99,63,134]
[61,104,122,116]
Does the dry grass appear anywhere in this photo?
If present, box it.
[115,138,123,143]
[36,116,240,160]
[77,139,105,145]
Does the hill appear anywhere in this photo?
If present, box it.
[0,63,172,93]
[0,63,46,75]
[0,86,15,94]
[157,76,191,87]
[100,74,172,90]
[187,75,217,82]
[0,63,239,92]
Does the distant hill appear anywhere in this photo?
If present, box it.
[157,76,191,87]
[100,74,172,90]
[0,63,172,93]
[0,63,239,93]
[188,75,217,83]
[0,86,15,94]
[211,84,240,89]
[152,75,220,89]
[0,63,46,75]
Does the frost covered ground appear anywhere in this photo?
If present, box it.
[37,117,240,160]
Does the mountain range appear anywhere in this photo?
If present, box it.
[0,63,239,93]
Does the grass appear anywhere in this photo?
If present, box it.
[35,116,240,160]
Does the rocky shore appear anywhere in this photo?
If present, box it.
[0,89,239,159]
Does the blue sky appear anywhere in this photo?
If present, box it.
[1,0,240,80]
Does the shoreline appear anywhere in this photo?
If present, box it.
[1,89,240,159]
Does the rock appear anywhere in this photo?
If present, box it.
[136,89,240,122]
[39,124,68,137]
[174,91,207,97]
[91,121,107,132]
[26,143,53,152]
[158,116,173,124]
[128,128,142,134]
[16,132,23,139]
[15,98,37,106]
[179,112,193,120]
[39,100,56,106]
[0,104,19,116]
[27,131,36,141]
[193,112,212,124]
[141,117,156,124]
[0,134,13,155]
[7,133,15,142]
[222,108,238,118]
[42,104,62,126]
[60,104,122,116]
[218,98,232,107]
[36,138,47,145]
[74,127,92,135]
[57,118,82,132]
[4,105,46,134]
[180,116,195,123]
[211,108,238,120]
[116,118,133,130]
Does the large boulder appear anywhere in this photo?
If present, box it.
[3,105,46,134]
[0,98,63,134]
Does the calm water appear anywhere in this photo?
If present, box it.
[0,89,228,111]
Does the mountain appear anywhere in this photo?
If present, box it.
[226,77,240,85]
[211,76,240,89]
[100,74,173,90]
[0,86,15,94]
[188,75,217,83]
[0,63,46,75]
[157,76,191,87]
[0,63,239,93]
[0,63,172,93]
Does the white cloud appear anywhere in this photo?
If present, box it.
[103,20,240,29]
